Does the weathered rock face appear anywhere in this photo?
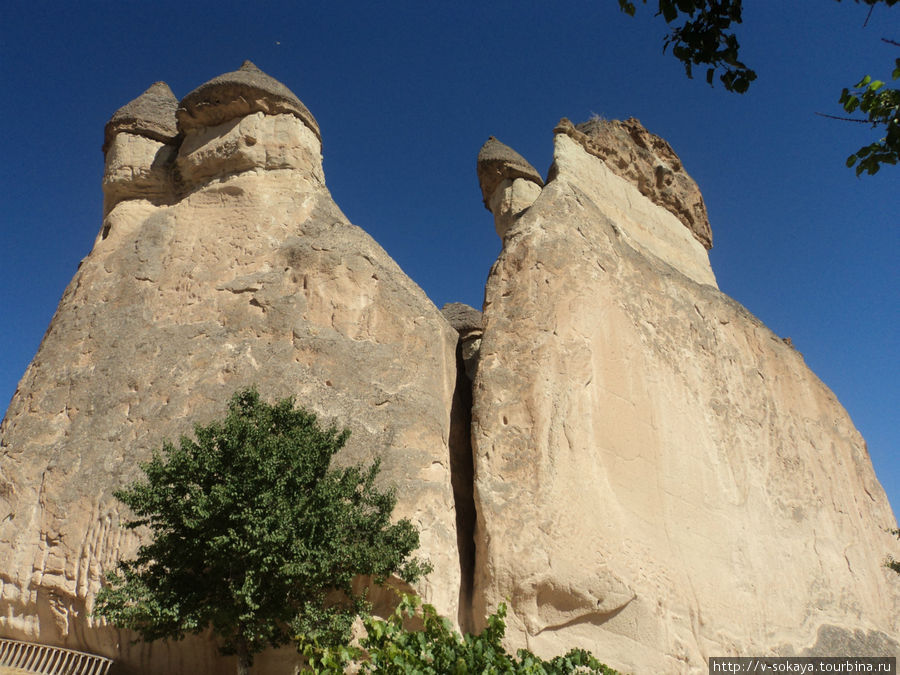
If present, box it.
[470,124,899,672]
[103,81,180,151]
[0,64,465,674]
[102,82,180,216]
[177,111,324,189]
[556,116,713,250]
[551,122,717,288]
[441,303,483,384]
[4,64,898,675]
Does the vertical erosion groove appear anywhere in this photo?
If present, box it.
[448,338,476,633]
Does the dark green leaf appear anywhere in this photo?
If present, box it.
[618,0,638,16]
[659,0,678,23]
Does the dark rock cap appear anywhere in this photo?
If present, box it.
[477,136,544,210]
[103,81,179,153]
[441,302,483,335]
[177,60,321,142]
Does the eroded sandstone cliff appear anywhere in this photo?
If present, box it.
[1,62,897,675]
[471,121,899,672]
[0,62,467,674]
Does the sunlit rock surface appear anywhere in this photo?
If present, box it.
[0,63,464,674]
[477,136,545,239]
[2,60,898,675]
[470,122,899,672]
[102,82,179,216]
[556,116,713,250]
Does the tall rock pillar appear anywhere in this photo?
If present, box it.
[471,118,899,672]
[0,62,464,674]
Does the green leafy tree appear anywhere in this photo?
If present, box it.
[617,0,757,93]
[839,60,900,175]
[302,594,619,674]
[617,0,899,175]
[887,527,900,575]
[94,388,431,675]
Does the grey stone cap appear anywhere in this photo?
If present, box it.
[477,136,544,209]
[103,81,179,153]
[441,302,483,335]
[177,60,321,142]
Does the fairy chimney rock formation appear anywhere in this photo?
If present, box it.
[549,117,716,287]
[471,116,899,672]
[176,60,321,140]
[103,81,179,150]
[477,136,544,238]
[440,302,482,339]
[175,60,324,190]
[3,67,899,675]
[1,63,464,674]
[102,82,179,215]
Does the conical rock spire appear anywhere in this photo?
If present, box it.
[103,81,179,153]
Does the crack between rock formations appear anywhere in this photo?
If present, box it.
[448,337,477,634]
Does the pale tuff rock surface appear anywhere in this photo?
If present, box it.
[0,64,463,674]
[4,61,899,675]
[471,125,899,672]
[556,116,713,250]
[176,112,324,190]
[477,137,545,238]
[102,133,178,216]
[551,129,716,287]
[175,61,323,191]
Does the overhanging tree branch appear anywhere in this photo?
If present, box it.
[618,0,899,175]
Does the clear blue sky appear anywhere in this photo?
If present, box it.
[1,2,897,518]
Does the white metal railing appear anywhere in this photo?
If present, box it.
[0,639,112,675]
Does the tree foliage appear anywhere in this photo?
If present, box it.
[617,0,756,93]
[94,388,430,675]
[887,528,900,575]
[302,594,619,674]
[618,0,899,175]
[840,61,900,175]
